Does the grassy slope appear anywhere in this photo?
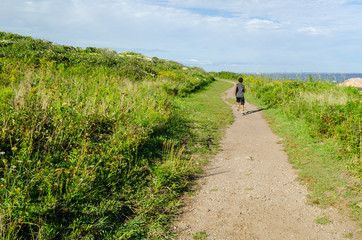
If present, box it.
[173,80,234,154]
[0,32,235,239]
[120,79,234,239]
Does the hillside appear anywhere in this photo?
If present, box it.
[0,32,221,239]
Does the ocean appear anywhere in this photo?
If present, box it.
[257,73,362,83]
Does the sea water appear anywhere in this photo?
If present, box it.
[259,73,362,82]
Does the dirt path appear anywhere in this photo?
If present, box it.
[172,84,360,240]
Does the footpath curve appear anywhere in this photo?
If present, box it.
[172,83,360,240]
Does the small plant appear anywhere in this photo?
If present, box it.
[343,232,353,239]
[315,215,332,225]
[192,231,208,240]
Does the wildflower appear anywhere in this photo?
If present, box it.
[0,152,5,155]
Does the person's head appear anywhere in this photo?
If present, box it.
[238,77,243,83]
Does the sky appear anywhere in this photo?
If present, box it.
[1,0,362,73]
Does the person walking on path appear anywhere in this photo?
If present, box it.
[235,77,246,115]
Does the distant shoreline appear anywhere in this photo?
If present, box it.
[253,73,362,82]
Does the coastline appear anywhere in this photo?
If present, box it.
[257,72,362,83]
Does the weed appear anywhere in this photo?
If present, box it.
[192,231,208,240]
[343,232,353,239]
[315,214,332,225]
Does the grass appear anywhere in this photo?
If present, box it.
[315,214,332,225]
[0,32,234,239]
[264,108,352,206]
[344,232,354,239]
[172,79,234,157]
[192,231,208,240]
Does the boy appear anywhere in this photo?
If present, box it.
[234,77,245,115]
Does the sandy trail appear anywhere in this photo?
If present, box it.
[172,84,360,240]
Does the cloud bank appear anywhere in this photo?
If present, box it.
[1,0,361,72]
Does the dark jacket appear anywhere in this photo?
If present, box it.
[235,83,245,98]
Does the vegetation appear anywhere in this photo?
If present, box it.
[191,231,208,240]
[214,72,361,225]
[315,214,332,225]
[0,32,234,239]
[2,30,360,238]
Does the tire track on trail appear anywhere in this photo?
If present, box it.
[172,83,360,240]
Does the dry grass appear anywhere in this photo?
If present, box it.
[299,88,351,106]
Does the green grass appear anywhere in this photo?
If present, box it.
[0,32,207,239]
[315,214,332,225]
[192,231,208,240]
[173,79,234,156]
[0,32,235,239]
[344,232,354,239]
[130,79,234,239]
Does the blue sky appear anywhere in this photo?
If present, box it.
[1,0,361,73]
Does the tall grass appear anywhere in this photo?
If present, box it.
[0,32,217,239]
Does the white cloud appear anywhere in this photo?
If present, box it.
[245,18,281,30]
[0,0,361,72]
[297,27,328,35]
[186,59,213,65]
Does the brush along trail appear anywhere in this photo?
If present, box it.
[172,83,360,240]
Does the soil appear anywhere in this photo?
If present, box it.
[172,83,361,240]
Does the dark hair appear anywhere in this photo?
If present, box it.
[238,77,243,83]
